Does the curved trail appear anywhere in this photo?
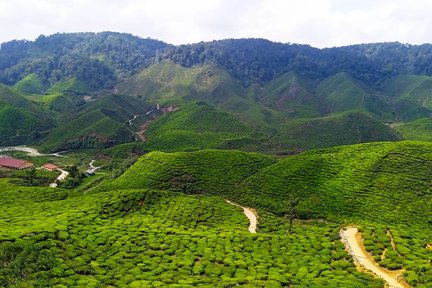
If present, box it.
[49,169,69,188]
[87,160,102,174]
[226,200,257,233]
[340,227,409,288]
[0,146,65,157]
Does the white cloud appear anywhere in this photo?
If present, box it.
[1,0,432,47]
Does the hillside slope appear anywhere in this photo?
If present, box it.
[40,94,154,151]
[242,141,432,225]
[142,102,255,151]
[109,149,276,194]
[0,180,383,287]
[112,142,431,227]
[259,112,402,153]
[0,84,53,145]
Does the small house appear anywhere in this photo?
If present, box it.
[42,163,59,171]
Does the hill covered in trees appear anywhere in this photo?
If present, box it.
[1,32,432,151]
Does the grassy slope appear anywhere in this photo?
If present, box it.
[13,73,44,94]
[258,72,320,118]
[0,179,382,287]
[115,60,245,105]
[116,60,280,131]
[316,72,390,116]
[0,84,54,145]
[258,111,402,152]
[40,94,153,151]
[109,149,277,194]
[108,142,431,227]
[393,118,432,141]
[143,102,255,151]
[242,141,432,225]
[104,142,432,286]
[381,75,432,120]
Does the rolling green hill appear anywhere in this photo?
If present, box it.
[102,142,432,286]
[241,141,432,225]
[1,178,385,287]
[39,94,154,151]
[381,75,432,121]
[109,149,276,194]
[116,60,277,130]
[392,118,432,141]
[316,72,390,116]
[257,72,320,118]
[258,112,402,153]
[107,141,431,226]
[13,73,44,94]
[0,84,53,145]
[142,102,255,151]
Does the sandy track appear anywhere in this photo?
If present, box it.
[0,146,65,157]
[226,200,257,233]
[340,227,409,288]
[49,169,69,188]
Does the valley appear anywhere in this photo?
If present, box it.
[0,32,431,287]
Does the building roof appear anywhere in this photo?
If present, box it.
[43,163,58,170]
[0,158,33,169]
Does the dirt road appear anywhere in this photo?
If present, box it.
[340,227,409,288]
[226,200,257,233]
[49,169,69,188]
[0,146,64,157]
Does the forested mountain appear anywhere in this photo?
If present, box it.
[2,32,432,151]
[0,32,168,91]
[3,33,432,92]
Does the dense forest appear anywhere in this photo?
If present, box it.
[3,32,432,91]
[0,32,168,91]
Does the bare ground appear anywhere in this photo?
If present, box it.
[340,227,410,288]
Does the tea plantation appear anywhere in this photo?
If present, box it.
[106,141,432,287]
[0,179,384,287]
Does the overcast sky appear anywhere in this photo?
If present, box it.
[1,0,432,47]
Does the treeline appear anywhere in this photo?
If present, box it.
[0,32,168,91]
[3,32,432,91]
[165,39,432,86]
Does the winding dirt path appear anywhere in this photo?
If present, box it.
[88,160,102,173]
[340,227,409,288]
[0,146,65,157]
[49,169,69,188]
[226,200,257,233]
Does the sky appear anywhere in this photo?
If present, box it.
[1,0,432,47]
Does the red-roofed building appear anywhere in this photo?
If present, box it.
[42,163,59,171]
[0,158,33,170]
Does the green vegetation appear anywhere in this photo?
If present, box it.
[13,73,44,94]
[0,84,53,145]
[101,141,432,286]
[47,77,89,95]
[258,112,401,152]
[242,141,432,224]
[2,33,432,287]
[0,32,167,91]
[256,72,319,118]
[143,102,254,151]
[39,94,154,152]
[393,118,432,141]
[0,180,382,287]
[360,224,432,286]
[109,149,276,194]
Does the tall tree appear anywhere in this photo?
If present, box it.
[284,195,300,234]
